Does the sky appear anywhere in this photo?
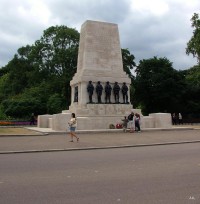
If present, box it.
[0,0,199,70]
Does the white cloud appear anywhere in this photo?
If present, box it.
[130,0,169,16]
[17,1,51,26]
[0,0,199,69]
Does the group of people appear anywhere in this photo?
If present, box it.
[121,112,141,133]
[67,111,141,142]
[172,113,183,125]
[87,81,129,104]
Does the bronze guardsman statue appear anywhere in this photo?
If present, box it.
[105,81,112,103]
[113,82,120,103]
[87,81,94,103]
[74,86,78,102]
[121,82,129,103]
[96,81,103,103]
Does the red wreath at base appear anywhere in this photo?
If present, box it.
[116,123,123,129]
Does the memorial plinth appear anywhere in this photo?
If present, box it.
[69,20,132,119]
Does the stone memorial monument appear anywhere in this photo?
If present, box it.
[37,20,172,131]
[68,20,133,129]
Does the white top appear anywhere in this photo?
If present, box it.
[69,118,77,127]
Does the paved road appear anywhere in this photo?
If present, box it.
[0,143,200,204]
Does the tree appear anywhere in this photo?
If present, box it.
[0,25,80,117]
[1,82,50,118]
[0,73,9,102]
[186,65,200,88]
[134,57,185,115]
[121,48,136,79]
[186,13,200,65]
[30,25,80,108]
[47,93,63,114]
[4,54,35,95]
[183,65,200,113]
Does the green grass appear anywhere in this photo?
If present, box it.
[0,128,42,135]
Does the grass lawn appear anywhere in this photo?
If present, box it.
[0,127,42,135]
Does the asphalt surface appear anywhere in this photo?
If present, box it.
[0,127,200,154]
[1,143,200,204]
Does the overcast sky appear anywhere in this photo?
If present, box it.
[0,0,199,70]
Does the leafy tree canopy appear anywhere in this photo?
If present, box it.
[186,13,200,65]
[185,65,200,88]
[134,57,186,115]
[183,65,200,113]
[121,48,136,80]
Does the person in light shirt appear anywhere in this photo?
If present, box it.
[68,113,79,142]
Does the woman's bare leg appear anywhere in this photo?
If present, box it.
[71,132,79,141]
[70,132,73,141]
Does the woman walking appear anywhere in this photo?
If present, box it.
[68,113,79,142]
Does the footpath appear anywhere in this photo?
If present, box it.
[0,126,200,154]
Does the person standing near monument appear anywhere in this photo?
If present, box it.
[128,112,135,133]
[87,81,94,103]
[122,116,129,132]
[68,113,79,142]
[30,113,36,125]
[172,113,177,125]
[96,81,103,103]
[113,82,120,103]
[178,113,183,124]
[121,82,128,104]
[135,113,141,132]
[105,81,112,103]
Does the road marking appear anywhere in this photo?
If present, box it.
[189,196,195,200]
[67,176,71,178]
[94,170,99,173]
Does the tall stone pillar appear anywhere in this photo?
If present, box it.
[70,20,131,109]
[69,20,133,129]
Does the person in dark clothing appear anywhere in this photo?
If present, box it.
[172,113,177,125]
[105,81,112,103]
[128,112,135,133]
[30,113,35,125]
[96,81,103,103]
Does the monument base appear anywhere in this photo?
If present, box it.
[37,105,172,131]
[64,103,136,130]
